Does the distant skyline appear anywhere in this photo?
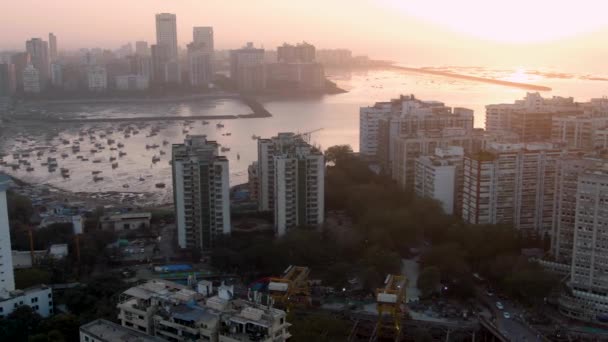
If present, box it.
[2,0,608,72]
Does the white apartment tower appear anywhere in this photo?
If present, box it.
[172,136,230,252]
[359,102,392,158]
[87,66,107,91]
[559,165,608,324]
[414,146,464,215]
[462,142,568,236]
[257,133,324,236]
[0,174,15,294]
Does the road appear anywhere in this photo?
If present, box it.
[481,291,542,342]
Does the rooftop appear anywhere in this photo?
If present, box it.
[80,319,163,342]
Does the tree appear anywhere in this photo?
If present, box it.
[7,190,33,225]
[418,266,441,297]
[324,145,353,164]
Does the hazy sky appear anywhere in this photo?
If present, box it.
[2,0,608,72]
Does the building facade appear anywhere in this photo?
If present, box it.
[187,43,212,87]
[193,27,214,53]
[155,13,178,60]
[116,74,149,91]
[172,136,231,252]
[25,38,50,90]
[87,66,107,91]
[22,64,41,93]
[414,146,464,215]
[257,133,324,236]
[230,43,265,92]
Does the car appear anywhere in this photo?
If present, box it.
[496,301,504,310]
[486,290,494,297]
[503,312,511,319]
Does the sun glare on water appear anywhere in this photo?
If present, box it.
[381,0,608,43]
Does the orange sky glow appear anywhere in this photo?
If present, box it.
[1,0,607,72]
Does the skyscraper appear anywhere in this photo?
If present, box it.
[22,64,41,93]
[10,52,30,90]
[155,13,178,60]
[25,38,50,89]
[257,133,325,236]
[193,27,214,53]
[48,33,58,62]
[172,136,230,252]
[0,64,16,96]
[230,43,265,91]
[0,174,15,294]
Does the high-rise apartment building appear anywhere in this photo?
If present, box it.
[10,52,30,91]
[486,92,582,142]
[172,136,230,252]
[48,33,57,62]
[414,146,464,215]
[462,142,570,236]
[230,42,266,91]
[25,38,50,90]
[22,64,41,93]
[187,43,212,87]
[193,27,214,53]
[277,42,315,63]
[155,13,178,60]
[360,102,393,158]
[257,133,324,236]
[558,164,608,324]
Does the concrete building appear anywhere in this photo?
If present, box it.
[172,136,230,252]
[266,62,324,91]
[486,93,582,142]
[150,44,169,83]
[128,54,153,80]
[116,74,149,91]
[193,27,214,53]
[155,13,178,60]
[248,162,259,203]
[552,115,608,150]
[361,95,474,172]
[462,142,570,236]
[414,146,464,215]
[22,64,41,93]
[10,52,30,90]
[316,49,352,66]
[48,33,57,62]
[80,319,163,342]
[0,63,16,96]
[187,43,212,87]
[117,280,291,342]
[100,212,151,232]
[0,174,53,318]
[257,133,324,236]
[230,43,265,92]
[135,41,150,56]
[87,66,107,91]
[50,63,63,87]
[0,174,15,293]
[277,42,315,63]
[559,164,608,325]
[25,38,50,89]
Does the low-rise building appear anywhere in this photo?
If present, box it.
[117,280,291,342]
[80,319,163,342]
[100,212,151,232]
[0,285,53,318]
[116,74,149,91]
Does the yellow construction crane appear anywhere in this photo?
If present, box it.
[376,274,407,341]
[268,265,311,309]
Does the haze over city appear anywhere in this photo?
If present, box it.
[2,0,608,71]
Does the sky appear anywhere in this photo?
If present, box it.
[2,0,608,72]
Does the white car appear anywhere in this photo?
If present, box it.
[496,302,504,310]
[503,312,511,319]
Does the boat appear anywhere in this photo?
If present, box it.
[159,150,166,155]
[251,134,260,140]
[217,122,224,128]
[119,151,127,157]
[152,156,161,163]
[155,183,166,189]
[237,153,240,160]
[139,175,145,182]
[61,139,70,145]
[26,167,35,172]
[182,129,189,134]
[224,133,232,136]
[107,139,115,145]
[110,147,117,151]
[202,121,209,125]
[110,156,116,162]
[123,184,130,189]
[82,158,89,162]
[112,162,119,169]
[36,151,44,157]
[93,176,104,182]
[221,147,231,152]
[117,143,124,148]
[92,171,102,175]
[162,140,169,146]
[61,153,69,158]
[90,149,97,153]
[93,159,102,163]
